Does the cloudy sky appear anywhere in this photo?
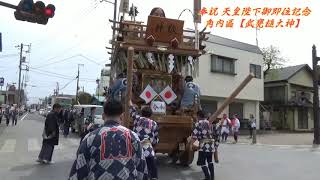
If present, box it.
[0,0,319,104]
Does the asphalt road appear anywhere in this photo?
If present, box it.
[0,113,320,180]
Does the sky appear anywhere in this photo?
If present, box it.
[0,0,319,104]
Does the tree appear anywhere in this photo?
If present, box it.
[78,92,92,104]
[262,45,287,77]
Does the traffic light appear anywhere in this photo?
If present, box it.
[129,6,139,17]
[14,0,56,25]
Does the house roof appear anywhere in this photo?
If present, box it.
[206,34,262,54]
[264,64,312,83]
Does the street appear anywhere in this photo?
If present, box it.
[0,113,320,180]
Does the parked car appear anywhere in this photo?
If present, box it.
[43,107,51,117]
[71,105,103,136]
[39,109,45,116]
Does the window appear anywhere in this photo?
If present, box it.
[250,64,261,79]
[201,100,218,115]
[264,86,285,103]
[211,55,236,74]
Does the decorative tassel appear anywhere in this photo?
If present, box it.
[188,56,194,76]
[168,54,175,74]
[139,52,148,69]
[146,52,154,65]
[195,57,200,77]
[157,54,163,72]
[162,54,168,72]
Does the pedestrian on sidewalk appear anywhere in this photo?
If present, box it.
[37,103,62,164]
[0,106,3,124]
[58,108,64,132]
[129,100,159,180]
[5,105,10,126]
[220,114,231,143]
[232,114,241,143]
[11,105,18,126]
[192,110,219,180]
[249,114,256,139]
[68,100,148,180]
[63,108,71,137]
[80,107,97,142]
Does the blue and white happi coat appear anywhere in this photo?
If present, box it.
[129,106,159,158]
[68,120,148,180]
[192,119,220,153]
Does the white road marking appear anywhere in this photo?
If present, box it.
[20,113,29,121]
[0,139,16,153]
[28,138,41,152]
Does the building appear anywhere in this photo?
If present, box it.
[96,66,110,96]
[194,35,264,129]
[0,84,24,105]
[263,64,314,131]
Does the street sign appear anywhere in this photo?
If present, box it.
[0,77,4,86]
[0,32,2,52]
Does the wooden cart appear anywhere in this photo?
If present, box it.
[109,15,203,165]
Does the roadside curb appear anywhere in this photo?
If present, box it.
[230,142,320,150]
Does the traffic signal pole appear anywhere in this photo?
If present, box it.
[0,1,17,10]
[312,45,320,145]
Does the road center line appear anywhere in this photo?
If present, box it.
[20,113,29,121]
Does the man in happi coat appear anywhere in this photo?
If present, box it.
[180,76,201,109]
[129,101,159,180]
[68,100,148,180]
[192,110,220,180]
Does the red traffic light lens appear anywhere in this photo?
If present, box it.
[45,4,55,18]
[45,8,53,17]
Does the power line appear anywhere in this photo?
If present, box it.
[60,78,77,90]
[79,54,101,65]
[29,69,75,80]
[33,42,81,65]
[32,54,80,69]
[29,67,75,79]
[29,67,97,81]
[32,54,103,69]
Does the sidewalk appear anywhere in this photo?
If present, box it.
[236,131,314,146]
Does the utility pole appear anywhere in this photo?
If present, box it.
[76,64,84,103]
[17,43,23,109]
[312,45,320,145]
[56,82,59,96]
[76,66,80,103]
[16,43,31,109]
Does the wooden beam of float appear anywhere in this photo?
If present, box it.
[124,47,134,128]
[209,73,254,123]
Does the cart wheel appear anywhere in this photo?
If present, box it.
[179,142,195,166]
[169,151,179,164]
